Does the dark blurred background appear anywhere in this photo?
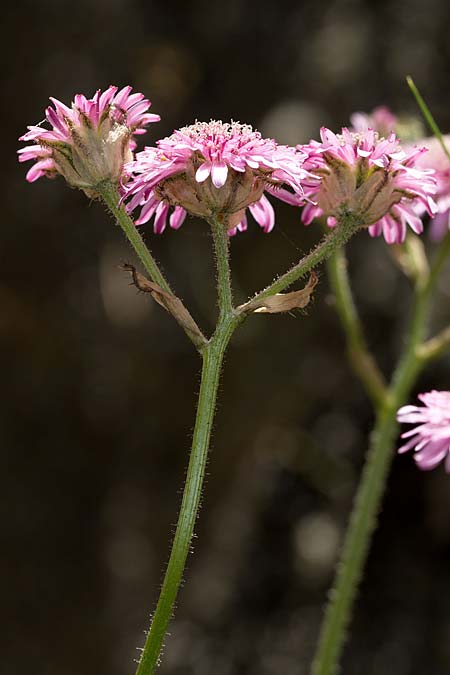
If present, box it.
[3,1,450,673]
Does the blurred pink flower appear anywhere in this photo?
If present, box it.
[351,107,450,241]
[350,106,398,138]
[397,391,450,471]
[300,127,437,244]
[18,86,160,196]
[123,120,317,234]
[406,135,450,242]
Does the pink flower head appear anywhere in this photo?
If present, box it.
[397,391,450,472]
[18,86,160,197]
[122,120,316,235]
[350,106,398,138]
[300,127,437,244]
[405,135,450,242]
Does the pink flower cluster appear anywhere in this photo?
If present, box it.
[299,127,437,244]
[122,120,316,234]
[19,88,447,246]
[398,391,450,471]
[18,86,159,193]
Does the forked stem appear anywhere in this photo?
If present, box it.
[132,212,363,675]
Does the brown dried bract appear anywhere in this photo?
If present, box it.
[121,264,207,349]
[240,271,319,315]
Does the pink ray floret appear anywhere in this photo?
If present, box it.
[18,86,160,192]
[122,120,318,235]
[397,391,450,471]
[299,127,437,244]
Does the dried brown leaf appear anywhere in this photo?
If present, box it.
[244,271,318,314]
[121,264,207,349]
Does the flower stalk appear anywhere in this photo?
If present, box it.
[209,215,234,319]
[134,214,245,675]
[127,212,363,675]
[135,317,238,675]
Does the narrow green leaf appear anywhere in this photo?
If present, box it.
[406,75,450,162]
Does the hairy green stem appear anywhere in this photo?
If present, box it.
[327,248,387,408]
[209,216,234,319]
[311,237,450,675]
[135,318,237,675]
[98,181,172,293]
[134,219,242,675]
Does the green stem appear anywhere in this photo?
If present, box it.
[135,319,237,675]
[135,218,242,675]
[97,180,172,293]
[327,248,387,408]
[209,216,233,319]
[240,212,361,312]
[311,404,405,675]
[311,236,450,675]
[419,324,450,361]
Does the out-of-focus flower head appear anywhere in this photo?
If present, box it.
[122,120,318,235]
[350,105,424,144]
[350,106,398,138]
[299,127,437,244]
[397,391,450,471]
[18,86,160,197]
[351,107,450,241]
[406,135,450,242]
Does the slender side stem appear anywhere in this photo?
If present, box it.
[240,213,362,312]
[419,324,450,361]
[135,319,237,675]
[311,237,450,675]
[97,180,172,293]
[327,248,387,408]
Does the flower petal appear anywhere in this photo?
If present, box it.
[249,194,275,233]
[211,161,228,188]
[195,162,212,183]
